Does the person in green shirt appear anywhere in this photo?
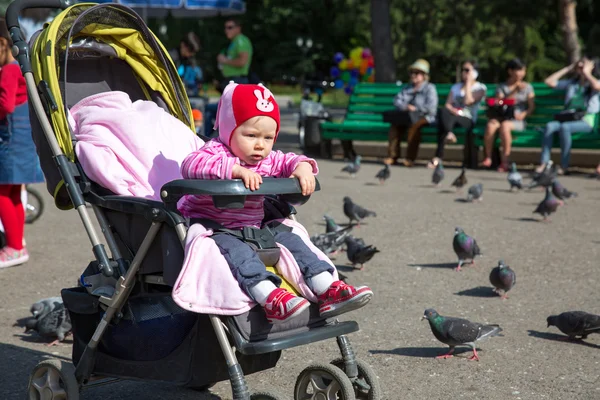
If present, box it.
[217,18,253,87]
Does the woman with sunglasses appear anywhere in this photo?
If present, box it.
[538,56,600,175]
[481,58,535,171]
[382,59,438,167]
[428,60,486,168]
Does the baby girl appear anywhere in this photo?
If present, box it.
[178,82,373,324]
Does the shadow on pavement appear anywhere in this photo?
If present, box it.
[503,217,540,223]
[407,262,455,269]
[454,286,498,298]
[369,346,472,358]
[527,330,600,349]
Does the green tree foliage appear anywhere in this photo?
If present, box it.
[136,0,600,83]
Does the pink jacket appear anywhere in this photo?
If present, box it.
[178,139,318,228]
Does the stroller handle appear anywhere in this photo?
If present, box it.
[6,0,72,74]
[161,177,321,208]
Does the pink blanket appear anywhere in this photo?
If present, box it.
[70,91,337,315]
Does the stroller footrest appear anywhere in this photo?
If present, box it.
[228,320,359,355]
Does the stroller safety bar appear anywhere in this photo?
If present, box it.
[161,177,321,209]
[6,0,72,74]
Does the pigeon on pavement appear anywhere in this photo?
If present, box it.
[528,160,556,189]
[375,164,390,184]
[341,155,362,177]
[507,162,523,191]
[323,214,344,233]
[489,260,516,299]
[311,227,353,255]
[467,183,483,202]
[25,303,72,346]
[345,235,379,270]
[343,196,376,225]
[533,186,562,221]
[432,161,444,186]
[422,308,503,361]
[453,227,482,271]
[546,311,600,340]
[451,168,467,191]
[551,179,577,200]
[30,297,63,318]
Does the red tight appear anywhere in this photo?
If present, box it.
[0,184,24,250]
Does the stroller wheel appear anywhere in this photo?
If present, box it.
[331,358,382,400]
[294,363,355,400]
[26,359,80,400]
[25,187,44,224]
[250,390,284,399]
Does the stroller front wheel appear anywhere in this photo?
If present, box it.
[250,390,285,399]
[294,363,355,400]
[26,359,80,400]
[331,358,382,400]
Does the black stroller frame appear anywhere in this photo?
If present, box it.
[8,1,380,399]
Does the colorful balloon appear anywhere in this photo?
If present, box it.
[330,66,340,79]
[349,69,359,79]
[333,52,344,64]
[334,79,344,88]
[341,71,351,82]
[362,48,372,58]
[338,59,348,70]
[344,86,353,95]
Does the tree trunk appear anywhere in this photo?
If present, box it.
[370,0,396,82]
[558,0,581,63]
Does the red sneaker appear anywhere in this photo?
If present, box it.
[264,288,310,324]
[317,281,373,319]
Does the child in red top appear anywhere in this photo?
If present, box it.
[0,18,45,268]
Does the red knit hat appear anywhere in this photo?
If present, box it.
[214,82,280,145]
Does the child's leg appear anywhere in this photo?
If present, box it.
[274,231,373,318]
[212,233,309,323]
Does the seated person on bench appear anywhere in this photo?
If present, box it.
[178,82,373,324]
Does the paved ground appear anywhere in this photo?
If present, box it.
[1,110,600,399]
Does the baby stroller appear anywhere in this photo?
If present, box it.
[7,1,381,399]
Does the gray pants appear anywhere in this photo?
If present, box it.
[212,231,334,298]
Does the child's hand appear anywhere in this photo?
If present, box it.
[290,162,316,196]
[233,164,263,191]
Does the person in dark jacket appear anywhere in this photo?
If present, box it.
[169,32,203,97]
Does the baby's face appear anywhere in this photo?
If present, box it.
[230,116,277,165]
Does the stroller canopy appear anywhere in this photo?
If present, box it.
[29,2,194,208]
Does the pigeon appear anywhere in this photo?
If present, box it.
[489,260,516,299]
[466,183,483,202]
[533,186,562,221]
[546,311,600,340]
[345,235,379,270]
[30,296,63,318]
[507,162,523,191]
[343,196,376,225]
[311,227,353,255]
[528,160,556,189]
[341,155,362,177]
[551,179,577,200]
[451,168,467,191]
[452,227,482,271]
[323,214,344,233]
[375,164,390,184]
[24,303,72,346]
[422,308,503,361]
[432,161,444,186]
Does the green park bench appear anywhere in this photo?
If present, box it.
[319,82,600,165]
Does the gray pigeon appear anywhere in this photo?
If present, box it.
[375,164,390,184]
[345,235,379,270]
[30,296,63,318]
[432,161,444,186]
[451,168,467,191]
[507,162,523,191]
[547,311,600,340]
[528,160,556,190]
[452,227,482,271]
[466,183,483,202]
[489,260,516,299]
[341,155,362,177]
[533,186,562,221]
[551,179,577,200]
[422,308,503,361]
[311,226,353,255]
[323,214,344,233]
[25,303,72,346]
[343,196,376,225]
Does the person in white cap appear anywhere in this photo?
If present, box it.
[178,82,373,325]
